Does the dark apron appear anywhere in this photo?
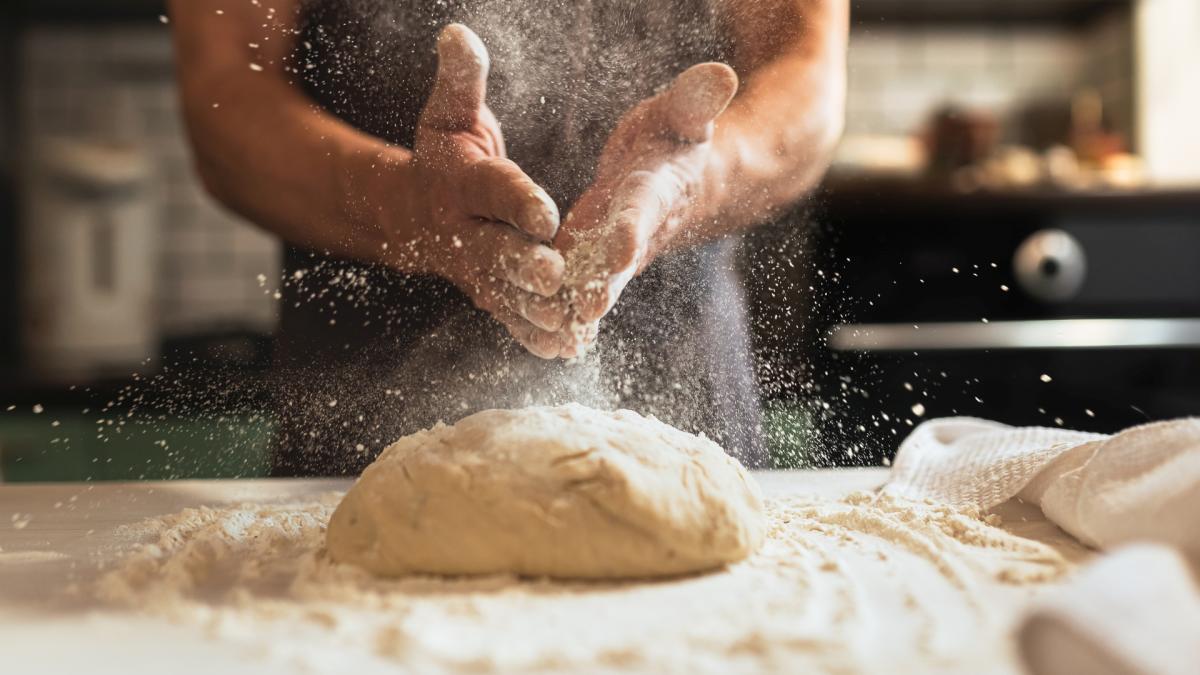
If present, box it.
[271,0,767,475]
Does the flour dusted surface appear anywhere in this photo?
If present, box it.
[93,486,1073,674]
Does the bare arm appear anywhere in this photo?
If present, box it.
[168,0,399,263]
[703,0,849,233]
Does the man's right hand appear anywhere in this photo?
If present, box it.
[371,24,568,358]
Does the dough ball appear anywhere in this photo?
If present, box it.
[326,404,765,579]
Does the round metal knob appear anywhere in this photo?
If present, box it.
[1013,229,1086,302]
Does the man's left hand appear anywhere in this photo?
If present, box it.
[541,63,739,358]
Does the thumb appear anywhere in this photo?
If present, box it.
[421,23,490,130]
[655,62,738,143]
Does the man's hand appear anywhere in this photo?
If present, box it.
[374,24,568,357]
[545,63,739,357]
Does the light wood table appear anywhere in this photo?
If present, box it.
[2,469,1079,673]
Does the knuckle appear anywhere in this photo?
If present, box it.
[475,156,519,178]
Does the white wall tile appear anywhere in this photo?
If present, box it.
[844,21,1121,139]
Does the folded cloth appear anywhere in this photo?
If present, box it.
[1018,544,1200,675]
[884,417,1200,558]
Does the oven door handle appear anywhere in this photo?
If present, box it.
[828,319,1200,352]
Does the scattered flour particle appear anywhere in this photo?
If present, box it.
[158,14,169,24]
[249,63,263,72]
[11,513,32,530]
[911,403,926,417]
[1039,374,1052,383]
[1000,284,1009,292]
[1085,409,1095,417]
[32,404,44,414]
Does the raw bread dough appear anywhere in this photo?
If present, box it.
[326,403,765,579]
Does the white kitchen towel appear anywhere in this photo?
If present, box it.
[884,417,1200,558]
[1018,544,1200,675]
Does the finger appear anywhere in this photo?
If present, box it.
[489,227,565,297]
[493,305,563,359]
[464,158,560,240]
[466,282,554,356]
[422,23,490,130]
[573,264,637,324]
[456,220,564,296]
[509,291,569,332]
[559,342,583,359]
[657,62,739,143]
[453,220,564,298]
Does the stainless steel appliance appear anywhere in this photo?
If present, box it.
[801,183,1200,462]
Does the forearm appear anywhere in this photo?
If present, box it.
[184,76,415,264]
[168,0,417,267]
[697,0,848,237]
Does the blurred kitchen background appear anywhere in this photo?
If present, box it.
[1,0,1198,479]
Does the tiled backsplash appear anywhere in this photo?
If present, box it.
[20,26,280,338]
[846,9,1133,144]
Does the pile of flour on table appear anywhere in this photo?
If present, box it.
[91,488,1074,674]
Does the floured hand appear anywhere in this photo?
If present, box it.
[538,63,739,358]
[376,24,567,357]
